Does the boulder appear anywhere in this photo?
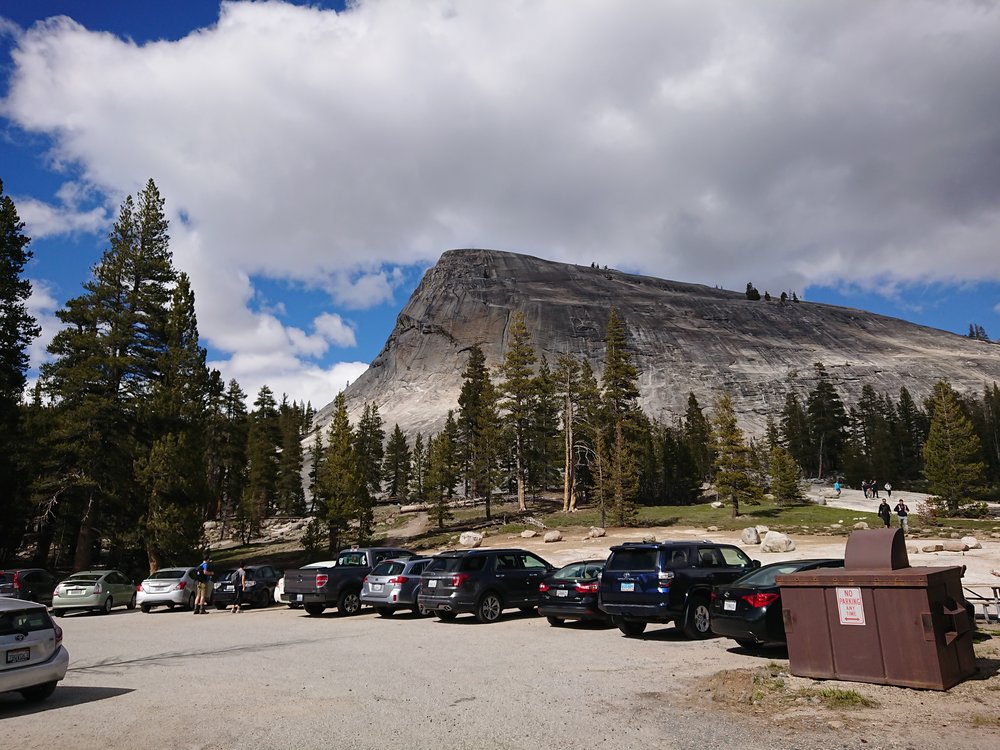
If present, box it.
[543,530,563,543]
[587,526,606,538]
[814,497,827,506]
[641,534,657,543]
[707,525,719,532]
[853,521,869,530]
[922,543,944,553]
[755,525,770,534]
[459,531,483,548]
[520,530,538,538]
[741,527,761,545]
[942,540,968,552]
[907,545,921,555]
[760,531,796,553]
[949,532,961,539]
[961,536,982,549]
[711,501,724,509]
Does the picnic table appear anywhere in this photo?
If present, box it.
[963,583,1000,623]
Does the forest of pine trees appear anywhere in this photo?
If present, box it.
[3,178,1000,573]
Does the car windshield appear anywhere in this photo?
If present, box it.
[371,561,405,577]
[65,574,101,583]
[606,549,659,571]
[732,561,843,587]
[0,609,52,635]
[554,562,604,580]
[148,570,186,580]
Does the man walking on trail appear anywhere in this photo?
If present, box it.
[194,556,212,614]
[894,499,910,534]
[878,499,892,528]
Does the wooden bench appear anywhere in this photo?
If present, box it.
[963,584,1000,624]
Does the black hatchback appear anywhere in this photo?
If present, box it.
[0,569,57,606]
[213,565,283,610]
[710,558,844,648]
[418,548,554,623]
[538,559,608,627]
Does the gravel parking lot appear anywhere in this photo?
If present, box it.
[3,599,998,750]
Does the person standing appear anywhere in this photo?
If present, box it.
[878,499,892,528]
[833,480,841,498]
[871,480,879,499]
[884,482,892,498]
[895,499,910,534]
[231,562,246,613]
[194,556,212,615]
[861,479,869,498]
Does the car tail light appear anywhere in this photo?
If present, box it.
[657,571,675,586]
[575,582,599,594]
[93,582,102,595]
[315,573,329,588]
[53,589,60,598]
[538,582,549,592]
[362,576,368,584]
[388,576,409,584]
[450,573,470,587]
[741,592,780,608]
[177,581,187,590]
[12,570,22,594]
[53,622,63,648]
[710,591,716,602]
[137,583,144,592]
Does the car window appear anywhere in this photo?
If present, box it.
[425,557,461,574]
[67,574,101,583]
[554,563,587,578]
[458,556,487,573]
[718,547,753,568]
[408,561,427,574]
[606,549,658,571]
[338,552,367,566]
[734,564,803,587]
[0,572,14,584]
[666,548,690,568]
[697,547,722,567]
[371,561,405,577]
[520,554,548,570]
[0,609,52,634]
[496,554,520,571]
[149,569,185,580]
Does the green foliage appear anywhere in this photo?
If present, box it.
[300,517,326,558]
[498,312,537,511]
[711,394,762,517]
[315,392,360,551]
[457,345,501,519]
[382,424,412,500]
[805,363,847,478]
[745,282,761,301]
[923,380,986,515]
[276,397,308,515]
[609,421,638,525]
[425,430,455,529]
[684,393,714,482]
[768,445,803,504]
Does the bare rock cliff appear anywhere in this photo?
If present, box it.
[314,249,1000,438]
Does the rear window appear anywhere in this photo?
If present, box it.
[606,549,659,571]
[149,569,186,580]
[0,608,52,635]
[554,562,604,580]
[66,574,101,583]
[337,552,368,567]
[371,561,405,577]
[425,556,488,574]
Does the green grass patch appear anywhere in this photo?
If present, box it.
[799,687,879,709]
[971,714,1000,727]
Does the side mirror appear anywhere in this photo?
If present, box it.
[751,560,761,569]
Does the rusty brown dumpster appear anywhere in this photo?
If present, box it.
[777,527,977,690]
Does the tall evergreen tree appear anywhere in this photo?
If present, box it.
[554,354,582,512]
[683,393,713,482]
[923,380,986,515]
[805,363,847,478]
[0,179,40,562]
[382,424,412,500]
[895,386,926,480]
[241,385,280,538]
[769,445,803,504]
[356,402,385,499]
[497,312,537,511]
[275,397,307,515]
[316,392,359,551]
[457,345,501,519]
[409,433,426,502]
[425,430,455,529]
[527,356,561,496]
[711,394,761,517]
[780,393,811,470]
[608,421,638,525]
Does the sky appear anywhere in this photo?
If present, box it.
[2,0,1000,409]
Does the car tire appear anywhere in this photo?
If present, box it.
[127,593,137,610]
[215,603,227,610]
[186,593,195,611]
[375,606,393,618]
[338,590,362,616]
[546,616,564,627]
[735,638,759,649]
[51,609,64,618]
[436,611,457,621]
[614,617,647,637]
[475,592,503,623]
[101,597,113,615]
[140,603,151,613]
[304,603,326,616]
[20,681,57,703]
[683,597,712,639]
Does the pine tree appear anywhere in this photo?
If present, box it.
[425,431,454,529]
[601,308,640,421]
[409,433,426,502]
[769,445,803,504]
[42,179,176,570]
[457,345,501,519]
[356,402,385,500]
[497,312,537,511]
[316,392,359,551]
[923,380,986,515]
[895,386,926,480]
[527,356,561,496]
[382,424,412,500]
[683,393,713,482]
[0,180,40,562]
[780,393,811,470]
[242,385,280,538]
[276,397,307,515]
[554,354,582,512]
[609,421,638,525]
[805,363,847,478]
[711,394,761,517]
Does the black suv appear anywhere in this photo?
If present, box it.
[599,541,758,638]
[418,548,554,623]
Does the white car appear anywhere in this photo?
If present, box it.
[136,567,199,613]
[0,597,69,702]
[275,560,338,607]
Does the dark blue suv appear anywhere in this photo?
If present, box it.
[599,541,758,638]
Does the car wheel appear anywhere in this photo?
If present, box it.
[614,617,647,637]
[683,597,712,639]
[475,592,503,623]
[735,638,759,649]
[127,593,137,610]
[101,597,113,614]
[140,603,151,613]
[51,609,64,618]
[375,606,393,618]
[186,593,195,611]
[304,603,326,616]
[546,616,564,627]
[437,611,457,621]
[338,590,362,616]
[20,681,57,703]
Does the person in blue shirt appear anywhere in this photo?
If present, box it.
[833,480,841,498]
[194,556,212,615]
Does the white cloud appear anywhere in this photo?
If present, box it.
[25,279,61,369]
[15,196,108,238]
[313,312,356,348]
[3,0,1000,402]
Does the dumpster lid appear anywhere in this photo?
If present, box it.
[845,527,909,570]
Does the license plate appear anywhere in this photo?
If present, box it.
[69,589,85,596]
[371,583,383,592]
[6,647,30,664]
[723,600,737,611]
[620,582,634,592]
[555,589,568,597]
[294,594,302,602]
[428,579,437,588]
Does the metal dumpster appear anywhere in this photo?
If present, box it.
[777,527,977,690]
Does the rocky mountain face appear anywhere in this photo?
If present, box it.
[313,248,1000,439]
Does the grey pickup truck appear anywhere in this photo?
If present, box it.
[284,547,415,616]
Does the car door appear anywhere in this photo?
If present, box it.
[519,553,551,605]
[716,546,755,585]
[493,553,528,604]
[112,572,133,605]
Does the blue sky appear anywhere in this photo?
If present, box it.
[2,1,999,407]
